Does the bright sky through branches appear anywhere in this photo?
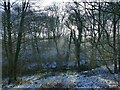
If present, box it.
[4,0,120,8]
[40,0,72,7]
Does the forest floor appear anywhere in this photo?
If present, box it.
[2,64,120,89]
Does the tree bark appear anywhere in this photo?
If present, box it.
[4,1,14,83]
[113,14,117,73]
[13,2,29,81]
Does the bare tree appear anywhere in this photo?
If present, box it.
[3,0,29,83]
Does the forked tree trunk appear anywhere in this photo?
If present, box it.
[4,1,15,83]
[14,2,29,81]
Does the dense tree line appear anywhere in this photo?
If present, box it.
[1,0,120,83]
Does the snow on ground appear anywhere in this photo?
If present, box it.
[2,65,120,89]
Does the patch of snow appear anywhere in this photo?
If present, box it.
[2,65,120,89]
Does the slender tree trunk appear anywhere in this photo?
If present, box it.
[14,2,28,81]
[2,10,8,60]
[118,45,120,73]
[118,21,120,72]
[23,33,27,50]
[53,31,59,55]
[75,43,80,70]
[66,30,72,67]
[73,31,81,70]
[113,14,117,73]
[90,4,97,68]
[53,31,61,67]
[72,8,83,71]
[14,16,24,81]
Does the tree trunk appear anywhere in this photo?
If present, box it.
[4,1,14,83]
[118,21,120,72]
[14,2,28,81]
[113,14,117,73]
[76,43,80,70]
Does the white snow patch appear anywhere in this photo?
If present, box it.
[2,65,120,89]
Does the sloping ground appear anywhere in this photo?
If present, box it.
[2,65,120,89]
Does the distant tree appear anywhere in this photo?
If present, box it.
[65,2,85,70]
